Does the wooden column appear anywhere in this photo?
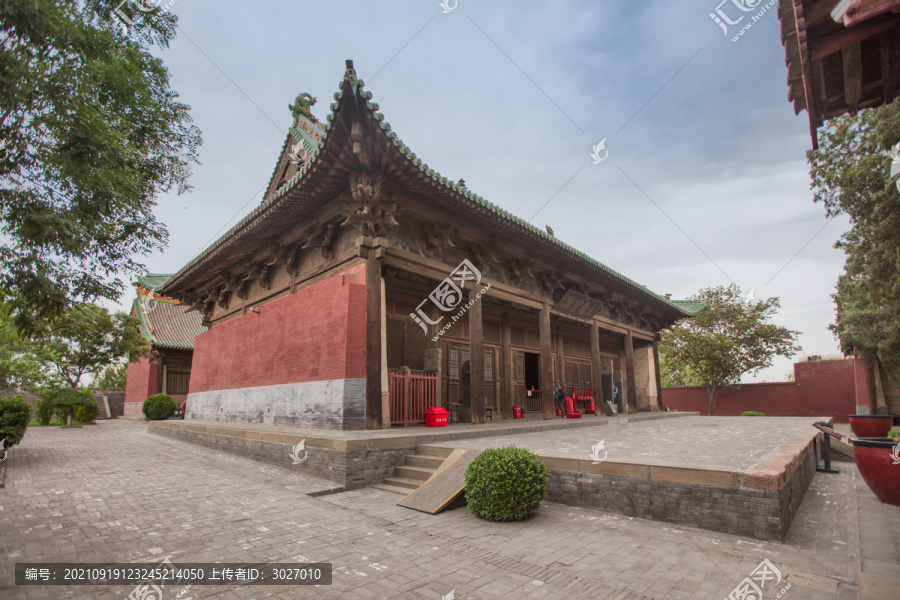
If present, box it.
[540,302,554,419]
[653,340,664,411]
[365,250,384,430]
[624,330,637,415]
[501,312,513,419]
[469,285,485,424]
[556,325,563,394]
[590,322,602,416]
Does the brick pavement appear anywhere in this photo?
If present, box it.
[0,420,865,599]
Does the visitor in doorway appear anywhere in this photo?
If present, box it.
[553,381,565,417]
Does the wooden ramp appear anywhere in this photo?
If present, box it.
[397,449,478,514]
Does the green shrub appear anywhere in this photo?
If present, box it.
[0,395,33,447]
[888,429,900,439]
[35,399,54,426]
[742,411,766,417]
[74,394,99,424]
[142,393,177,421]
[464,446,549,522]
[44,388,98,426]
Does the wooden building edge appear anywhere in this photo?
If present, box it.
[156,60,704,430]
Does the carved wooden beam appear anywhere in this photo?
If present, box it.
[248,261,274,291]
[417,223,455,260]
[301,222,336,260]
[340,173,399,238]
[503,258,533,287]
[534,270,564,297]
[468,238,500,267]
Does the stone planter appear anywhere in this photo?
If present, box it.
[851,437,900,506]
[848,415,894,438]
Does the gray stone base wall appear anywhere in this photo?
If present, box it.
[543,439,818,541]
[186,379,366,430]
[544,472,784,540]
[775,438,817,535]
[150,423,412,490]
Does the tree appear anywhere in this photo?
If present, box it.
[0,0,201,333]
[37,303,148,388]
[94,363,128,390]
[658,347,704,388]
[0,299,55,393]
[659,285,800,415]
[807,98,900,368]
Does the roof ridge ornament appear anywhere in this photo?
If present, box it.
[289,93,317,125]
[342,59,362,96]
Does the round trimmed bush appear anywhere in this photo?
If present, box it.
[464,445,549,522]
[0,395,32,447]
[142,394,177,421]
[74,390,99,424]
[742,411,766,417]
[44,388,97,426]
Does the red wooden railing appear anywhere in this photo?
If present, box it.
[389,369,439,427]
[572,385,596,413]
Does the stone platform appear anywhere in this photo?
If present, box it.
[149,412,692,490]
[423,415,830,541]
[150,413,826,541]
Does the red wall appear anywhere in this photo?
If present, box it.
[188,271,366,394]
[662,360,856,422]
[124,356,158,405]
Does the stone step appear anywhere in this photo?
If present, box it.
[394,465,434,482]
[404,454,445,469]
[416,445,454,459]
[371,483,415,496]
[382,476,423,491]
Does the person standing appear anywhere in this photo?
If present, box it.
[553,381,565,417]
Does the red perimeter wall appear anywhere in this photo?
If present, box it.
[661,359,856,422]
[124,356,158,405]
[188,270,366,394]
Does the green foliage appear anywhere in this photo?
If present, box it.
[888,429,900,439]
[808,99,900,367]
[35,399,54,426]
[464,446,549,522]
[142,393,176,421]
[659,285,800,416]
[0,0,202,334]
[74,393,99,424]
[741,411,766,417]
[95,363,128,390]
[0,301,57,393]
[659,348,704,388]
[0,395,32,446]
[43,387,97,424]
[36,303,148,388]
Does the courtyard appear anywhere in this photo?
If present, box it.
[2,419,896,599]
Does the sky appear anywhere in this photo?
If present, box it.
[113,0,853,383]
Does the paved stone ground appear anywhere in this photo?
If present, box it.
[427,416,821,469]
[0,420,865,599]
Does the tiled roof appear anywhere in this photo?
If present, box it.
[667,300,706,315]
[136,274,174,291]
[134,283,206,350]
[164,60,701,319]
